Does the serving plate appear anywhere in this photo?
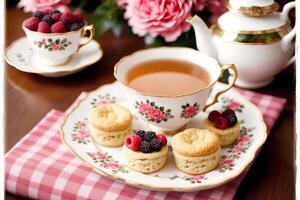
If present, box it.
[60,81,267,191]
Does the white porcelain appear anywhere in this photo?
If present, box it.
[5,37,103,77]
[187,1,296,89]
[114,47,237,132]
[22,21,95,66]
[61,81,267,191]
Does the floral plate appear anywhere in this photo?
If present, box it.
[60,81,267,192]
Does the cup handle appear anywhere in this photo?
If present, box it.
[203,64,238,112]
[77,25,95,52]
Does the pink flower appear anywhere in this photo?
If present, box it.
[233,145,245,152]
[184,106,197,117]
[138,103,152,114]
[117,0,128,8]
[228,101,241,110]
[78,122,86,128]
[192,0,208,11]
[207,0,227,24]
[52,44,60,51]
[98,100,109,105]
[42,39,46,45]
[148,108,165,121]
[191,175,205,180]
[18,0,71,13]
[238,136,249,143]
[221,159,233,165]
[78,130,90,138]
[91,152,108,161]
[106,162,120,169]
[124,0,192,42]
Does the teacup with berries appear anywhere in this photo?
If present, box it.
[23,9,95,66]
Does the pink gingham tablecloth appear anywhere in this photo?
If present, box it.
[5,89,286,200]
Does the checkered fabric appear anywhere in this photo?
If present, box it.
[5,89,286,200]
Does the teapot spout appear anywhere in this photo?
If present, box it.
[186,15,217,58]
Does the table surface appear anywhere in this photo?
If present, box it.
[5,7,295,200]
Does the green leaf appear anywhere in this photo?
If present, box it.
[55,39,60,44]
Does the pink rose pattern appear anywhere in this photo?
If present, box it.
[124,0,192,42]
[18,0,71,13]
[180,103,200,118]
[134,100,174,123]
[72,119,91,144]
[87,151,128,173]
[90,94,116,108]
[222,97,245,113]
[34,38,71,52]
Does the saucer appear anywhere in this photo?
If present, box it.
[5,37,103,77]
[60,81,267,192]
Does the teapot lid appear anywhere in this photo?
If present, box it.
[227,0,279,16]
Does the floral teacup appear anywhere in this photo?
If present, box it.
[114,47,238,134]
[22,21,94,66]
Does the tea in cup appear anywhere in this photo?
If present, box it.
[114,47,238,133]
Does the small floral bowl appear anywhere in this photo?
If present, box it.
[114,47,238,134]
[22,20,94,66]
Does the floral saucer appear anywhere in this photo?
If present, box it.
[60,82,267,192]
[5,37,103,77]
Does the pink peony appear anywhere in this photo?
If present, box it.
[18,0,71,13]
[148,108,164,121]
[124,0,192,42]
[184,106,197,117]
[192,0,208,11]
[228,101,241,110]
[138,103,152,114]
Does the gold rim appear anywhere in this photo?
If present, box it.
[226,0,279,16]
[212,23,291,45]
[4,37,103,74]
[114,47,222,98]
[60,81,268,191]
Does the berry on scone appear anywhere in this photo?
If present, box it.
[208,110,221,122]
[125,135,142,152]
[156,134,167,146]
[207,109,238,130]
[221,109,235,118]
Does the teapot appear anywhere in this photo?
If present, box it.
[187,0,296,88]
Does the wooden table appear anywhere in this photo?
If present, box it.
[5,7,295,200]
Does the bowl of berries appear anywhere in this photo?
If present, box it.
[22,9,95,66]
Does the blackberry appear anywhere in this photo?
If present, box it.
[69,23,81,31]
[226,114,237,127]
[60,19,70,30]
[140,141,152,153]
[78,21,85,28]
[135,130,146,140]
[49,9,61,15]
[41,15,54,25]
[150,139,162,152]
[32,11,44,20]
[143,131,156,142]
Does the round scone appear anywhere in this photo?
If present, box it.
[172,128,220,175]
[204,109,240,147]
[123,131,168,174]
[88,104,132,147]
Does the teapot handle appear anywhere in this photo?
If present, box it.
[280,1,296,52]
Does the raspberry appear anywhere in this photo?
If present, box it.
[156,134,167,146]
[51,22,67,33]
[49,9,61,15]
[140,141,152,153]
[135,130,145,140]
[51,13,61,22]
[73,10,83,21]
[41,15,54,25]
[222,109,235,118]
[150,139,162,152]
[226,114,237,127]
[125,135,142,151]
[143,131,156,142]
[32,11,44,20]
[60,12,76,23]
[25,17,40,31]
[37,21,50,33]
[69,23,81,31]
[214,116,229,129]
[208,110,221,122]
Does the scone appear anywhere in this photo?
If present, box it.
[203,109,240,147]
[88,103,132,147]
[123,130,168,174]
[172,128,220,175]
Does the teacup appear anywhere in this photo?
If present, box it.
[22,21,95,66]
[114,47,238,133]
